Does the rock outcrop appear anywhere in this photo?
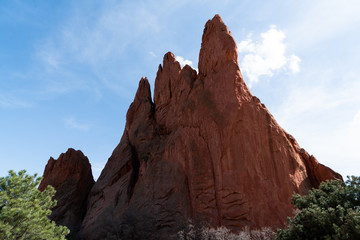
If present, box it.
[39,148,95,240]
[40,15,342,240]
[77,15,341,240]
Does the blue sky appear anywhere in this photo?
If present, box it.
[1,0,359,180]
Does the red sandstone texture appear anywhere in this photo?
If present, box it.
[39,15,342,240]
[39,148,94,240]
[76,15,341,239]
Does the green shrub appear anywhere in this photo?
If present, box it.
[0,170,70,240]
[276,176,360,240]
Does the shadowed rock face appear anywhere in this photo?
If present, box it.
[39,148,95,240]
[76,15,341,240]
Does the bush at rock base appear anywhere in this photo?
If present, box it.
[276,176,360,239]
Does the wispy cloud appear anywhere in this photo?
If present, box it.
[238,25,300,87]
[149,51,157,57]
[352,110,360,125]
[64,118,90,131]
[0,93,30,108]
[273,70,360,177]
[275,71,360,125]
[58,5,160,65]
[290,0,360,49]
[35,1,162,98]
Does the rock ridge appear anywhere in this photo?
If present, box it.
[40,15,342,240]
[78,15,342,239]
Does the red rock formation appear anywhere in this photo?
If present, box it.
[39,148,95,240]
[77,15,341,240]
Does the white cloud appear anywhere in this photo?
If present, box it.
[288,54,301,73]
[175,56,193,67]
[64,118,90,131]
[347,109,360,142]
[352,110,360,124]
[238,26,300,86]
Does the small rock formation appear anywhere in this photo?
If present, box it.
[76,15,341,240]
[39,148,95,240]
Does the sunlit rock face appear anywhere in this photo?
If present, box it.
[40,15,342,240]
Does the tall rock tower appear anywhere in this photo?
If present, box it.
[40,15,341,240]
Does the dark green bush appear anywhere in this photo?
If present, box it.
[276,176,360,240]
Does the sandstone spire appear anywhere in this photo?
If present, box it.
[199,14,239,76]
[79,15,341,239]
[40,15,341,240]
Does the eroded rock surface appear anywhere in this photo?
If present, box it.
[78,15,342,240]
[39,148,95,240]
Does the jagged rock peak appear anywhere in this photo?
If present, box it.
[125,77,155,133]
[164,52,179,66]
[154,52,182,108]
[41,15,342,240]
[198,14,238,76]
[134,77,152,103]
[39,149,92,185]
[39,148,95,240]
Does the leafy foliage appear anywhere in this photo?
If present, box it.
[276,176,360,240]
[0,170,70,240]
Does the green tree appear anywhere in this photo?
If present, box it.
[276,176,360,240]
[0,170,70,240]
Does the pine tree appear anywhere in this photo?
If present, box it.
[0,170,70,240]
